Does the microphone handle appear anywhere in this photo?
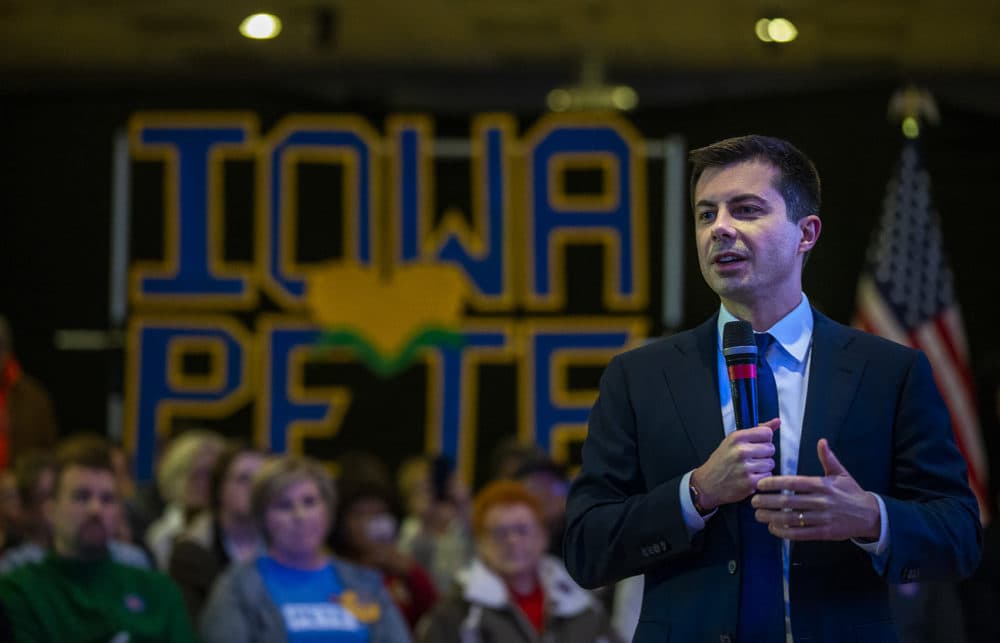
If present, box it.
[729,375,759,430]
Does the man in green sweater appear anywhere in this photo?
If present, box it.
[0,434,197,642]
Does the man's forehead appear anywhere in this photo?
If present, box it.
[694,160,781,201]
[59,466,116,490]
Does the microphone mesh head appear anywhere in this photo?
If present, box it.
[722,320,755,350]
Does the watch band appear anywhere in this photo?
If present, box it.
[689,480,709,515]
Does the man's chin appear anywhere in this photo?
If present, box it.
[75,526,110,558]
[75,542,110,560]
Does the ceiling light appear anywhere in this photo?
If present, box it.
[240,13,282,40]
[767,18,798,43]
[755,17,797,44]
[755,18,774,43]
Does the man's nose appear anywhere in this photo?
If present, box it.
[711,207,737,240]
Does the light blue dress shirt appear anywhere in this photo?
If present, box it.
[677,293,889,641]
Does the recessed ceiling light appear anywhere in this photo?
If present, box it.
[755,18,774,43]
[755,17,797,44]
[767,18,798,43]
[240,13,282,40]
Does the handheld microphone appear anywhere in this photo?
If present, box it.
[723,320,758,430]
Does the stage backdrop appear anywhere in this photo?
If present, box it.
[123,111,683,483]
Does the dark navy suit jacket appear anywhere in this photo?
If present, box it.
[563,310,981,643]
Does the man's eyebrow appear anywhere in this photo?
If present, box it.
[695,193,768,209]
[729,193,768,203]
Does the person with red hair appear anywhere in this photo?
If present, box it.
[417,480,618,643]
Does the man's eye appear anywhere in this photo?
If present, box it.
[697,211,715,222]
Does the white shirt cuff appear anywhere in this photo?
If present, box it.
[852,492,890,556]
[679,470,717,538]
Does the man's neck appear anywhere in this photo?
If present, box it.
[53,540,109,562]
[722,292,803,331]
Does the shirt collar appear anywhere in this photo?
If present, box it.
[716,293,814,364]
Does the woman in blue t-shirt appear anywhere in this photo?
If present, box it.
[200,456,411,643]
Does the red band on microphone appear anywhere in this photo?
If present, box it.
[727,364,757,380]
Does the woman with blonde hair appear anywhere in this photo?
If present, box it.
[200,455,410,643]
[146,430,225,569]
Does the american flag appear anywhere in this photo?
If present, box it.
[854,140,989,521]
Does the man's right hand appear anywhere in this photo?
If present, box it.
[690,418,780,512]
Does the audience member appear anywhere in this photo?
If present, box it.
[146,429,224,569]
[610,575,644,643]
[108,442,140,543]
[397,454,473,594]
[0,447,150,573]
[168,442,267,620]
[331,476,438,629]
[0,469,21,550]
[417,480,619,643]
[0,317,57,470]
[200,455,411,643]
[513,455,569,557]
[0,435,195,642]
[489,438,546,482]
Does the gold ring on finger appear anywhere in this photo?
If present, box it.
[797,512,805,528]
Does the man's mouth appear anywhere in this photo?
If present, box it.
[713,252,747,265]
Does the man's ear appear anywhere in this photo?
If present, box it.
[799,214,822,253]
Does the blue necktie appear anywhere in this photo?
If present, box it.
[736,333,784,642]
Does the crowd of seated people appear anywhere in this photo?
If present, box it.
[199,455,412,642]
[0,411,993,642]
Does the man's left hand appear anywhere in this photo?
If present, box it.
[752,438,881,541]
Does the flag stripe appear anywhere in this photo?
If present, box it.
[942,308,970,362]
[932,316,978,398]
[856,278,910,346]
[914,323,988,480]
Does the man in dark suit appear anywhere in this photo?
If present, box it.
[563,135,981,642]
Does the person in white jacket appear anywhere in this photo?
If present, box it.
[417,480,620,643]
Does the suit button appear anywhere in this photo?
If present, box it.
[727,560,737,574]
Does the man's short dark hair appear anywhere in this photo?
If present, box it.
[688,135,821,223]
[53,434,114,495]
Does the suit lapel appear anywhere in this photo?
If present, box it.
[661,314,737,542]
[798,310,866,477]
[662,314,726,465]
